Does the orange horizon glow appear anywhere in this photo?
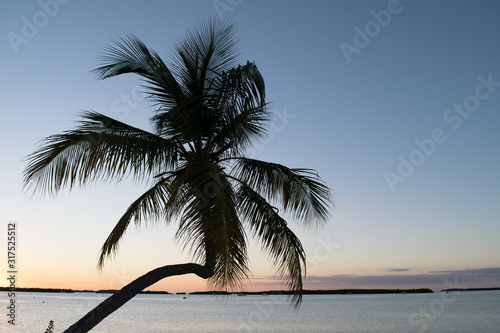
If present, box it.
[5,274,500,294]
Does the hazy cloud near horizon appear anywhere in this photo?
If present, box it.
[305,267,500,287]
[253,268,500,289]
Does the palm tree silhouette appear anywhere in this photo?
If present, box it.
[23,19,332,333]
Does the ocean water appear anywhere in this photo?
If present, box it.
[1,290,499,332]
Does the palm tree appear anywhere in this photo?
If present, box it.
[23,19,332,333]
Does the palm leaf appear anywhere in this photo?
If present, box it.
[207,62,270,155]
[152,19,241,144]
[174,162,248,289]
[237,183,305,307]
[233,158,333,224]
[98,176,174,269]
[171,18,240,92]
[23,111,177,195]
[93,34,186,117]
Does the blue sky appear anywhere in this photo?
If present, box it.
[1,0,499,292]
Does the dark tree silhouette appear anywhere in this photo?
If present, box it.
[23,19,332,332]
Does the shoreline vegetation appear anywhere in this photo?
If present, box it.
[0,287,426,294]
[1,286,498,295]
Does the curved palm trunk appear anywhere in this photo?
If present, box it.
[64,245,216,333]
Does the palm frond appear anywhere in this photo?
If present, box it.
[233,158,333,224]
[237,183,305,307]
[93,34,186,116]
[97,176,174,269]
[206,61,269,155]
[174,162,248,289]
[23,111,177,195]
[171,18,240,93]
[152,18,242,144]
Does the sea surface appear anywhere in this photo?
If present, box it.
[1,290,499,332]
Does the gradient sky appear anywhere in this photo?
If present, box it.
[1,0,499,293]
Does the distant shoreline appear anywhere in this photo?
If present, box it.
[190,288,434,295]
[1,286,498,295]
[440,287,500,292]
[0,287,432,294]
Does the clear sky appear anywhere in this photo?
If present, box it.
[1,0,499,293]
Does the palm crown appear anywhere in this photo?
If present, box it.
[23,19,332,306]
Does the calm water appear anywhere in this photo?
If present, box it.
[1,290,499,332]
